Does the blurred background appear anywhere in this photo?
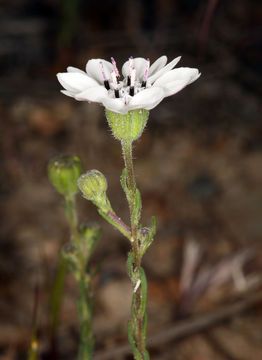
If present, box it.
[1,0,262,359]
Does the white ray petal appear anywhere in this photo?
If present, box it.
[147,56,181,83]
[61,90,76,98]
[154,67,200,87]
[102,97,127,114]
[67,66,86,74]
[75,86,108,102]
[86,59,114,84]
[57,72,98,93]
[161,80,191,97]
[122,57,148,80]
[149,56,167,76]
[128,87,164,110]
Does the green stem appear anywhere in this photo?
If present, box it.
[121,140,140,268]
[63,194,94,359]
[98,208,131,240]
[121,140,148,360]
[50,256,67,336]
[77,278,94,360]
[64,194,79,243]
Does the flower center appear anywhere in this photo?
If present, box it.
[100,57,151,102]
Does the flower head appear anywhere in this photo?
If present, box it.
[57,56,200,114]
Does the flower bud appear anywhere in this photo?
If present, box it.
[105,109,149,141]
[48,155,82,196]
[78,170,108,208]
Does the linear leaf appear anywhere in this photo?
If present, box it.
[127,320,141,360]
[139,268,147,318]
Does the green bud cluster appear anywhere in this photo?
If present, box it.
[48,155,82,196]
[105,109,149,141]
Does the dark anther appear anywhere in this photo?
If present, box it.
[104,80,110,90]
[142,81,146,87]
[129,87,134,96]
[117,76,121,84]
[114,89,120,98]
[127,76,131,86]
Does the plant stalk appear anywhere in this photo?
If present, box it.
[64,194,79,243]
[121,140,148,360]
[64,194,94,359]
[121,140,140,268]
[77,278,94,360]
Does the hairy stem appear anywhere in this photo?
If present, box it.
[98,208,132,240]
[121,140,147,359]
[121,140,140,268]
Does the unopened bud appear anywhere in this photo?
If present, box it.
[48,155,82,196]
[78,170,108,208]
[105,109,149,141]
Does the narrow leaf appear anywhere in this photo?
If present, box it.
[127,252,134,279]
[143,350,150,360]
[131,293,137,322]
[151,216,157,236]
[120,168,130,199]
[127,320,141,360]
[140,217,157,256]
[139,268,147,318]
[142,312,148,349]
[132,188,142,225]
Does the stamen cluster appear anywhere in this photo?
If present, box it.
[57,55,200,114]
[99,57,150,104]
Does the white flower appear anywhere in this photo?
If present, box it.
[57,56,200,114]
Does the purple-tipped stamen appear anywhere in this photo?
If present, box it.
[111,70,119,98]
[142,58,150,87]
[99,61,110,90]
[127,56,133,86]
[111,57,120,81]
[129,66,136,96]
